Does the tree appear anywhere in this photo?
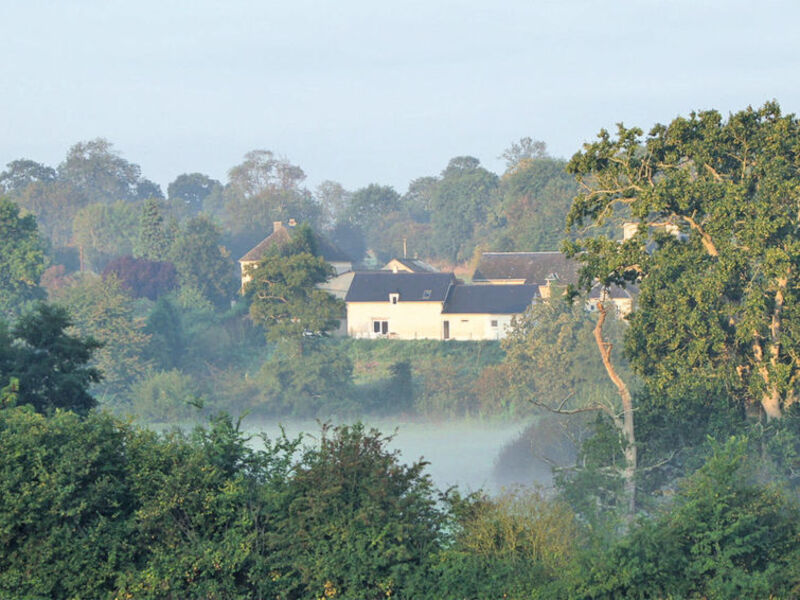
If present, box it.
[565,102,800,421]
[279,424,443,598]
[492,156,577,251]
[0,408,137,598]
[134,198,171,260]
[429,157,499,262]
[499,136,548,171]
[314,180,351,227]
[169,216,236,309]
[167,172,223,216]
[0,198,47,319]
[503,300,635,517]
[134,178,164,201]
[223,150,321,246]
[72,200,140,271]
[246,225,342,346]
[3,303,101,414]
[0,159,56,193]
[343,184,400,231]
[58,138,145,204]
[574,438,800,598]
[52,274,150,394]
[143,296,185,370]
[13,179,84,248]
[256,343,354,416]
[403,175,438,223]
[434,488,579,599]
[102,255,177,300]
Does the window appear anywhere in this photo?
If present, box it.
[422,289,432,300]
[443,320,450,340]
[389,293,399,304]
[490,320,498,327]
[373,320,389,335]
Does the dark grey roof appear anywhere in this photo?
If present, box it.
[240,224,352,263]
[443,285,540,314]
[345,272,455,302]
[472,252,580,285]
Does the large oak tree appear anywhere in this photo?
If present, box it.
[565,102,800,421]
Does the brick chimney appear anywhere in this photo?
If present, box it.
[273,221,283,233]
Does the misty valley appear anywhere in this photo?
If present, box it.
[4,104,800,598]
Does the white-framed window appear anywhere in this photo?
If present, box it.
[389,293,399,304]
[373,320,389,335]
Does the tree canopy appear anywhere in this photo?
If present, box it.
[246,224,343,345]
[0,198,47,319]
[565,101,800,420]
[1,303,101,414]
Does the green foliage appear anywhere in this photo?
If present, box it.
[0,407,136,599]
[0,198,47,319]
[499,136,549,171]
[278,423,443,599]
[433,487,579,599]
[246,224,343,342]
[574,437,800,599]
[58,138,158,204]
[343,183,401,231]
[340,183,401,256]
[256,342,354,417]
[430,156,499,262]
[72,200,140,271]
[167,172,223,217]
[565,101,800,420]
[222,150,322,250]
[344,338,507,417]
[555,415,627,530]
[134,197,172,260]
[0,407,459,599]
[0,159,57,193]
[144,296,186,369]
[493,156,578,251]
[502,300,630,416]
[4,303,101,414]
[169,215,237,308]
[52,274,150,396]
[127,369,203,422]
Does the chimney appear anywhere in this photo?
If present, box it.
[273,221,283,233]
[288,218,297,227]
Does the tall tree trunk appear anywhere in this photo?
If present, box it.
[757,276,788,420]
[593,301,637,515]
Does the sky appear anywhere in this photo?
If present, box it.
[2,0,799,194]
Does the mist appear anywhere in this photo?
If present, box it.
[241,415,576,494]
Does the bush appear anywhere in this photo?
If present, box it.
[433,487,580,599]
[128,369,203,422]
[255,343,354,417]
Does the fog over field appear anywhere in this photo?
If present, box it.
[243,417,550,494]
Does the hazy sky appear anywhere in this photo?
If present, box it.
[2,0,799,193]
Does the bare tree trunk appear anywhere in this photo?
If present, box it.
[593,301,637,515]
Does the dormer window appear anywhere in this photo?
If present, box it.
[422,289,432,300]
[389,293,399,304]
